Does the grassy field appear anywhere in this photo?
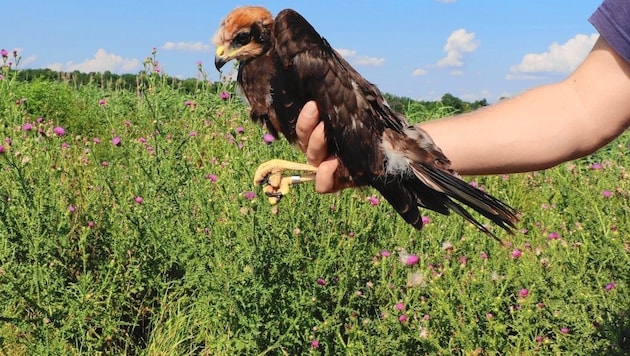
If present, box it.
[0,54,629,355]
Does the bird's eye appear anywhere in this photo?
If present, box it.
[233,31,252,47]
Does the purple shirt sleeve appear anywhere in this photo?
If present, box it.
[589,0,630,64]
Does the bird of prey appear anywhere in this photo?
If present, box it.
[213,6,518,238]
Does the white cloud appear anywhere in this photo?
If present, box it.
[162,41,211,52]
[509,33,598,77]
[449,70,464,76]
[45,48,140,73]
[335,47,385,67]
[335,48,357,57]
[7,48,37,67]
[353,56,385,66]
[412,68,428,76]
[437,28,479,68]
[20,55,37,67]
[459,89,490,102]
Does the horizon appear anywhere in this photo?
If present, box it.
[3,1,601,103]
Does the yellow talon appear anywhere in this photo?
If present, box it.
[253,159,317,204]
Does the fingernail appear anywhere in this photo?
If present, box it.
[303,101,317,116]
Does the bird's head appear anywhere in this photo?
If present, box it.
[213,6,274,71]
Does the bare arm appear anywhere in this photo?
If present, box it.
[420,37,630,175]
[296,37,630,192]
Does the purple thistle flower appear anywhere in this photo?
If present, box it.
[398,314,407,323]
[188,131,197,137]
[219,91,230,100]
[205,174,218,182]
[98,99,107,106]
[480,251,488,259]
[134,196,144,204]
[395,302,405,311]
[316,278,326,286]
[368,196,379,206]
[310,339,320,349]
[53,126,65,137]
[404,254,419,266]
[421,216,431,225]
[22,123,33,131]
[547,232,560,240]
[262,133,275,144]
[560,327,570,334]
[235,126,245,134]
[0,145,4,154]
[111,136,122,146]
[605,282,617,291]
[512,249,522,259]
[602,190,613,198]
[184,100,193,107]
[61,142,70,149]
[88,221,95,228]
[68,205,76,213]
[380,250,391,257]
[519,288,529,298]
[590,162,602,170]
[243,191,256,200]
[0,49,7,58]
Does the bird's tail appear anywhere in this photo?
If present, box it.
[409,161,518,241]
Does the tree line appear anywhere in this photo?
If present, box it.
[11,68,488,114]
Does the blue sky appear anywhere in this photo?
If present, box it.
[3,1,601,102]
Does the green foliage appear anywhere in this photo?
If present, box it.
[0,60,628,355]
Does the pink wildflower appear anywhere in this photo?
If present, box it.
[512,249,522,259]
[262,133,275,143]
[605,282,617,291]
[53,126,65,137]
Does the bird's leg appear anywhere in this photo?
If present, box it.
[253,159,318,204]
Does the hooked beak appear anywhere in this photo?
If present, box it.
[214,45,230,71]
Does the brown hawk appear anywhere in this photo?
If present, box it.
[213,6,518,239]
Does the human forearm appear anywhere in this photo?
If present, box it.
[420,83,591,175]
[420,37,630,176]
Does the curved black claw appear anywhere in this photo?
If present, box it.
[257,174,271,187]
[265,191,284,200]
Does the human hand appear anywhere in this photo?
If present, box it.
[296,101,352,193]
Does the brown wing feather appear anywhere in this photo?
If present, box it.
[269,8,518,235]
